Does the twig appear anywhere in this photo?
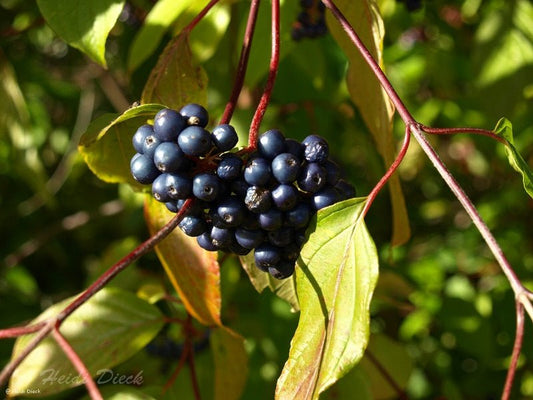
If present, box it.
[52,328,103,400]
[0,199,193,388]
[183,0,221,34]
[219,0,261,125]
[0,322,47,339]
[366,349,407,400]
[502,302,524,400]
[246,0,280,150]
[421,125,507,144]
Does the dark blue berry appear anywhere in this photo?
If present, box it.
[244,157,272,186]
[230,179,249,198]
[152,174,172,202]
[228,241,251,256]
[297,162,327,193]
[166,201,180,213]
[324,160,340,185]
[216,196,245,227]
[286,202,312,228]
[178,126,213,156]
[244,186,272,213]
[217,154,243,181]
[180,103,209,127]
[302,134,329,164]
[130,153,160,184]
[179,215,207,237]
[211,124,239,152]
[313,186,341,210]
[268,227,294,247]
[271,153,301,183]
[211,226,233,248]
[193,173,221,201]
[197,232,218,251]
[132,124,153,153]
[271,184,299,211]
[335,179,356,199]
[259,209,283,231]
[141,134,162,158]
[235,228,265,249]
[258,129,286,159]
[165,173,192,199]
[153,108,186,141]
[283,243,301,262]
[241,212,261,230]
[285,138,304,158]
[153,142,186,172]
[268,260,295,279]
[254,244,282,271]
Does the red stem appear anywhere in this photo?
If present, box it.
[502,302,525,400]
[188,343,201,400]
[246,0,280,150]
[421,125,507,144]
[52,328,103,400]
[163,344,190,393]
[365,350,407,400]
[183,0,221,34]
[0,199,193,388]
[0,322,47,339]
[219,0,261,125]
[362,125,411,218]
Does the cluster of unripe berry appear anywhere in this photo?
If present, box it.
[130,104,355,279]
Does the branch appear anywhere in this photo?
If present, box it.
[247,0,280,150]
[0,199,193,388]
[502,302,524,400]
[52,328,103,400]
[219,0,261,125]
[183,0,221,34]
[421,125,507,145]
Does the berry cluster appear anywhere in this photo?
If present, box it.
[130,104,355,279]
[291,0,327,41]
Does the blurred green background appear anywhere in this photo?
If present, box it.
[1,0,532,398]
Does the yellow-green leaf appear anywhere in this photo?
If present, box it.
[142,32,208,110]
[36,0,125,67]
[326,0,410,246]
[144,197,221,326]
[9,287,163,397]
[78,104,164,189]
[276,198,379,400]
[211,326,248,400]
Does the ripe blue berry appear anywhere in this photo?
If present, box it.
[179,215,207,237]
[244,157,272,186]
[271,184,298,211]
[230,179,249,198]
[152,173,191,202]
[211,226,233,248]
[193,173,221,201]
[286,202,312,228]
[153,142,186,172]
[178,126,213,156]
[152,174,172,202]
[180,103,209,127]
[216,196,246,227]
[211,124,239,152]
[228,241,251,255]
[297,162,327,193]
[132,124,153,153]
[324,160,340,185]
[141,134,162,158]
[258,129,286,159]
[271,153,301,183]
[197,232,218,251]
[285,138,304,158]
[254,244,282,271]
[217,154,243,181]
[235,228,265,249]
[268,227,294,247]
[258,209,283,231]
[302,134,329,164]
[130,153,160,184]
[283,243,301,262]
[153,108,186,141]
[244,186,272,213]
[335,179,356,199]
[268,260,295,279]
[313,186,341,210]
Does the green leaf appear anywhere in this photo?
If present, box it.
[144,196,222,326]
[276,198,379,400]
[321,366,372,400]
[211,326,248,400]
[240,254,299,312]
[127,0,192,72]
[142,32,208,110]
[494,117,533,198]
[36,0,125,67]
[326,0,410,246]
[8,287,164,397]
[78,104,164,189]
